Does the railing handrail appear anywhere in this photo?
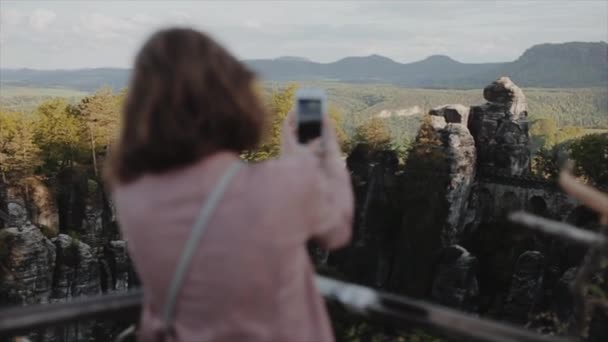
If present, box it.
[0,275,574,342]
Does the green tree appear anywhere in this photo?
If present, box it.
[352,117,392,151]
[0,110,41,181]
[530,118,558,151]
[33,98,85,175]
[405,117,446,170]
[328,106,349,152]
[531,147,562,180]
[243,84,297,161]
[555,126,585,144]
[71,88,121,176]
[570,133,608,185]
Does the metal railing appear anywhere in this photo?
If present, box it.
[0,275,574,342]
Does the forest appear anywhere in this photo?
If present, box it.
[1,81,607,342]
[1,82,607,186]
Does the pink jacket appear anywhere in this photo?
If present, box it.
[113,150,353,341]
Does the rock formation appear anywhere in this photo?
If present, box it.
[430,104,470,124]
[482,76,528,120]
[0,174,133,341]
[502,251,545,323]
[331,77,590,335]
[0,224,56,306]
[431,245,479,311]
[105,240,131,291]
[3,177,59,237]
[553,267,577,324]
[440,123,477,245]
[425,105,477,244]
[50,234,102,341]
[51,234,101,300]
[469,76,530,176]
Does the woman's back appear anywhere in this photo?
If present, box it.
[108,27,353,341]
[115,151,350,341]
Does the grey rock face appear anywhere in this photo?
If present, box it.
[430,104,470,125]
[341,145,403,288]
[24,177,60,237]
[440,124,477,245]
[431,245,479,311]
[7,201,28,227]
[106,240,130,291]
[0,224,56,305]
[502,251,545,323]
[413,118,477,246]
[4,178,60,237]
[483,76,528,120]
[51,234,101,300]
[469,78,530,176]
[554,267,577,323]
[50,234,101,341]
[429,115,447,130]
[80,204,104,251]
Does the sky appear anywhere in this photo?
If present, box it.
[1,0,607,69]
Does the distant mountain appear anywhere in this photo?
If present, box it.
[496,42,608,87]
[0,68,129,92]
[275,56,312,62]
[247,41,608,88]
[1,42,606,91]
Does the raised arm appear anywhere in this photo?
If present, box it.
[280,112,354,250]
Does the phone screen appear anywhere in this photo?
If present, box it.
[298,99,322,143]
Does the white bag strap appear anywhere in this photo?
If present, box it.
[160,160,243,336]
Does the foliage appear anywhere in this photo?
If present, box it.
[405,116,447,171]
[69,88,122,176]
[243,83,350,161]
[531,133,608,185]
[530,117,587,152]
[2,82,605,190]
[0,109,41,181]
[0,85,86,111]
[352,117,392,151]
[33,98,86,175]
[328,106,349,152]
[72,88,122,146]
[569,133,608,185]
[530,118,559,151]
[531,147,562,180]
[242,83,297,161]
[0,89,124,182]
[4,82,607,157]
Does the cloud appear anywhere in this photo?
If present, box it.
[0,0,606,69]
[29,8,56,31]
[1,8,24,27]
[76,13,137,39]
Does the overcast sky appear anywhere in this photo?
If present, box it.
[1,0,607,69]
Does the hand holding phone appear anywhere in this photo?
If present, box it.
[296,89,326,144]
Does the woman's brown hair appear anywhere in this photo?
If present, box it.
[107,28,265,185]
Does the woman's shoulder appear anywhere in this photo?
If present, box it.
[249,153,320,183]
[245,154,323,201]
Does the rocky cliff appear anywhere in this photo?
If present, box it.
[0,172,134,341]
[469,77,530,176]
[328,77,606,337]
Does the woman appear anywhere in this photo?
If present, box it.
[108,28,353,341]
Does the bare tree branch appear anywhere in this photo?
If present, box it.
[509,211,607,247]
[559,172,608,224]
[558,170,608,334]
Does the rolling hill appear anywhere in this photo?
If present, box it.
[1,41,606,91]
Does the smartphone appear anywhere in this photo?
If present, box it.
[296,88,326,144]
